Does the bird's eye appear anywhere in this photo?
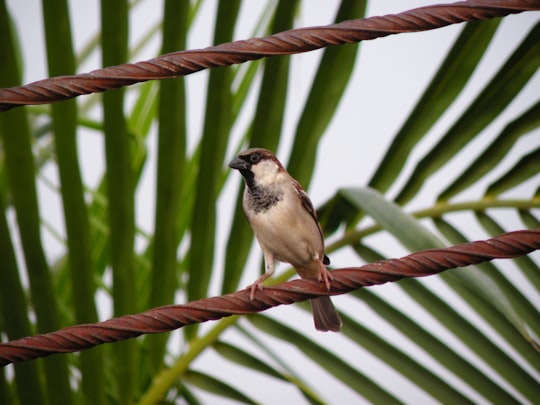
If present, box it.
[250,153,261,163]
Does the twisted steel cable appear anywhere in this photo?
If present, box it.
[1,0,539,111]
[0,229,538,366]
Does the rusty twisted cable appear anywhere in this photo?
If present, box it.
[1,0,539,111]
[0,229,538,366]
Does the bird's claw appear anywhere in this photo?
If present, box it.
[247,273,271,300]
[248,282,263,301]
[318,264,333,290]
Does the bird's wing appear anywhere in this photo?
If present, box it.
[291,179,330,264]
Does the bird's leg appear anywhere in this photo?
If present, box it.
[247,252,275,300]
[317,259,333,290]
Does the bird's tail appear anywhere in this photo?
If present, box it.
[310,296,343,332]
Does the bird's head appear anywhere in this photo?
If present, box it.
[228,148,285,187]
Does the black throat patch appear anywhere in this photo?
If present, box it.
[246,183,284,213]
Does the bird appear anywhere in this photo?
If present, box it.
[228,147,343,332]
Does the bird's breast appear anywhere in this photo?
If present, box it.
[245,183,283,214]
[244,187,324,271]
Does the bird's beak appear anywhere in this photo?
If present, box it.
[228,156,248,170]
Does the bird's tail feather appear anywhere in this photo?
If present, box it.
[310,296,342,332]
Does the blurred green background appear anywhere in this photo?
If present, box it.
[0,1,539,403]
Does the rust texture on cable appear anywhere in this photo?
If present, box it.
[1,0,539,111]
[0,229,538,366]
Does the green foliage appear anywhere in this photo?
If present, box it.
[0,1,538,403]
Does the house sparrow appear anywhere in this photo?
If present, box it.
[229,148,343,332]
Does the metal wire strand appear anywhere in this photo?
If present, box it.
[0,0,539,110]
[0,229,538,366]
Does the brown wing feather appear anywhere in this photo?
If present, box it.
[291,179,330,264]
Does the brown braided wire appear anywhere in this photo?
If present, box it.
[0,229,538,366]
[1,0,539,111]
